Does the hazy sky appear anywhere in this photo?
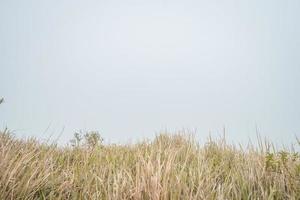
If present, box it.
[0,0,300,145]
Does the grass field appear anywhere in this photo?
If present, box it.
[0,129,299,199]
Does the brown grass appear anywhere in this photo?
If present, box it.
[0,129,299,199]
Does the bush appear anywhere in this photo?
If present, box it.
[70,130,103,148]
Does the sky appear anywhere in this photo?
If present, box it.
[0,0,300,145]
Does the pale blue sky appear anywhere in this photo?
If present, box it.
[0,0,299,145]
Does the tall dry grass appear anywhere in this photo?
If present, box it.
[0,129,299,199]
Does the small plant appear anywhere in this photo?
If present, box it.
[70,130,103,148]
[265,152,276,171]
[84,131,103,148]
[70,132,83,147]
[278,150,288,164]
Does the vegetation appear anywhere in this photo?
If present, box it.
[0,129,299,199]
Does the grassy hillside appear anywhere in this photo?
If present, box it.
[0,129,299,199]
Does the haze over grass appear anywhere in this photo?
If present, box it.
[0,129,299,199]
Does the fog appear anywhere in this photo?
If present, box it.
[1,0,299,145]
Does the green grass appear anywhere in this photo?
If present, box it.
[0,129,299,199]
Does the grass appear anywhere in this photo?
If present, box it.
[0,129,299,199]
